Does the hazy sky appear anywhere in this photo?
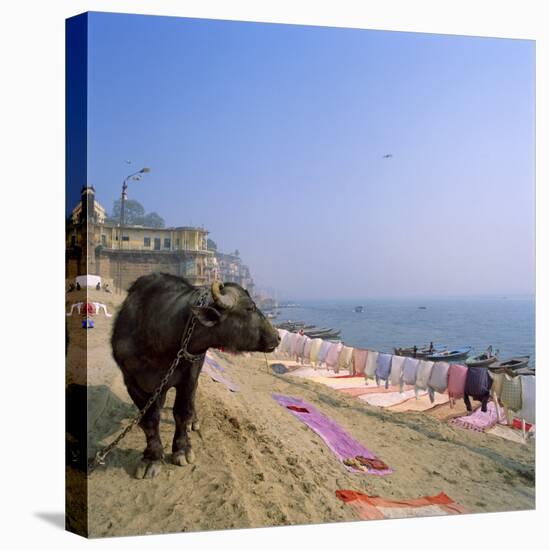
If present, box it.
[84,12,535,300]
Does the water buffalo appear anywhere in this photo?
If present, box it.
[111,272,280,479]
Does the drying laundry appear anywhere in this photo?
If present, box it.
[427,361,449,403]
[337,346,354,372]
[309,339,323,365]
[375,353,392,389]
[336,490,466,520]
[302,338,313,363]
[389,355,406,390]
[415,360,434,397]
[351,348,368,376]
[325,342,343,370]
[447,363,468,406]
[518,375,535,425]
[464,367,492,413]
[402,357,420,386]
[272,394,392,475]
[500,374,522,423]
[364,350,378,380]
[317,340,332,364]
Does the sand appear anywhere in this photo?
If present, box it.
[65,295,535,538]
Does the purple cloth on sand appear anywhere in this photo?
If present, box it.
[450,401,505,433]
[202,362,239,392]
[272,394,392,476]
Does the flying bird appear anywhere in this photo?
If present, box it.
[382,153,393,159]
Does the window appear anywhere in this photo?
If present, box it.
[164,238,171,249]
[144,237,151,247]
[101,235,106,246]
[70,235,76,247]
[121,235,129,242]
[154,238,161,250]
[176,238,180,249]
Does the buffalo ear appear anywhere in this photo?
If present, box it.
[192,306,222,327]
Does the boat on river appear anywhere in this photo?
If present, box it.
[426,346,472,361]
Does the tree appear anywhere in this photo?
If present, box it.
[143,212,165,228]
[109,199,145,225]
[207,238,218,251]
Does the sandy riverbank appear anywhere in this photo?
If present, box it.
[65,294,535,538]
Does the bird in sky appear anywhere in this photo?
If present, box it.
[382,153,393,159]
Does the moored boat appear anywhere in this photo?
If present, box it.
[394,345,446,358]
[426,346,472,361]
[488,356,530,372]
[465,346,498,367]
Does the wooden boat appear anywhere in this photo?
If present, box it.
[354,305,364,313]
[305,329,341,339]
[426,347,472,361]
[394,345,446,358]
[488,356,530,372]
[465,346,498,367]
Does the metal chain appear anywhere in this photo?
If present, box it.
[87,288,210,474]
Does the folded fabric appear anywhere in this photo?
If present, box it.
[500,374,522,417]
[375,353,393,389]
[428,361,450,403]
[337,346,354,372]
[336,490,466,520]
[352,348,369,376]
[286,405,309,413]
[447,364,468,405]
[364,350,378,380]
[317,340,332,364]
[325,342,343,369]
[415,360,434,397]
[450,401,504,433]
[518,375,535,425]
[359,389,417,408]
[339,385,414,398]
[388,391,448,412]
[402,357,420,386]
[272,394,392,475]
[201,362,239,392]
[487,424,529,444]
[309,338,323,365]
[389,355,406,390]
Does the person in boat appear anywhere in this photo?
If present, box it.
[413,345,418,358]
[428,342,434,353]
[76,282,81,291]
[96,281,101,291]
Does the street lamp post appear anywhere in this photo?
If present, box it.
[116,166,151,292]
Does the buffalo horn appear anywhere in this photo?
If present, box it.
[211,280,236,309]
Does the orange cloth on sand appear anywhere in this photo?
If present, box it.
[336,490,466,520]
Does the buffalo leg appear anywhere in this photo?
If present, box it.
[172,365,201,465]
[126,384,166,479]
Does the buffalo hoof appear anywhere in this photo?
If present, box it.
[134,459,162,479]
[172,449,195,466]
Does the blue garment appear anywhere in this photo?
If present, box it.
[375,353,393,389]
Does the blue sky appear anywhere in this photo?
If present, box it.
[83,12,535,300]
